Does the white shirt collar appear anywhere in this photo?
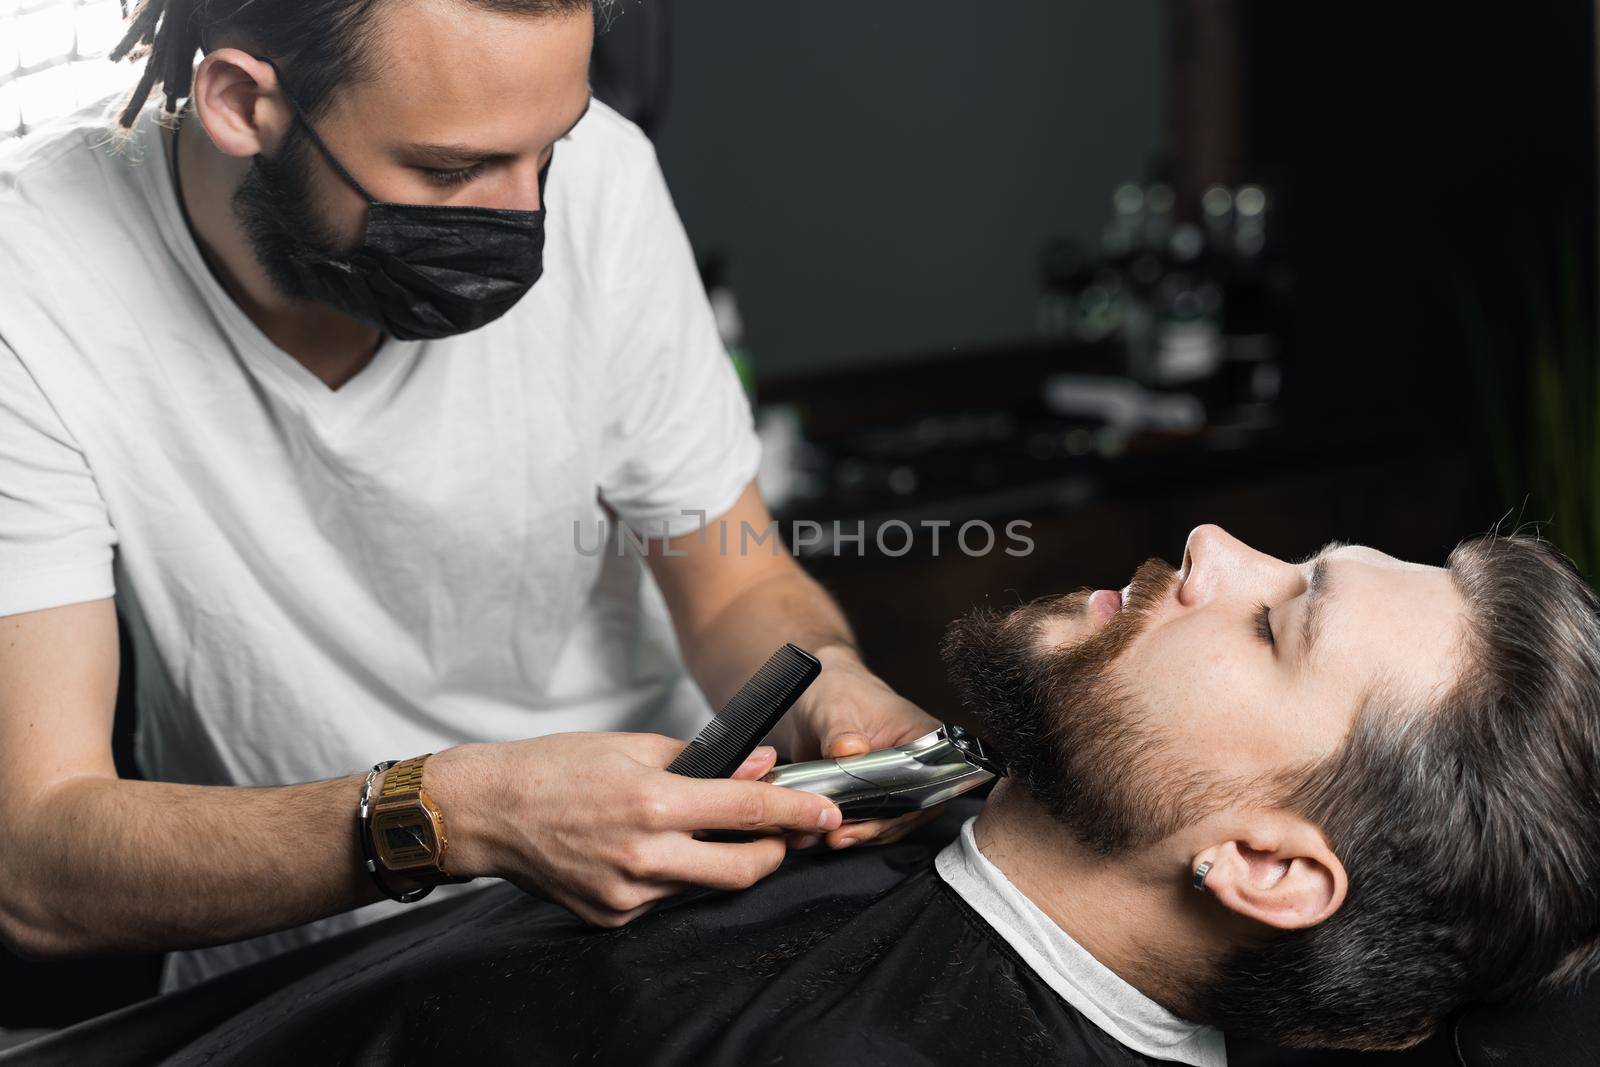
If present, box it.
[935,816,1228,1067]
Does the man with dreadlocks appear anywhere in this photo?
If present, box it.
[0,0,940,991]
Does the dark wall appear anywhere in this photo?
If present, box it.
[1238,1,1598,452]
[653,0,1167,376]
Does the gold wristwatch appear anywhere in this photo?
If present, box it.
[359,754,469,902]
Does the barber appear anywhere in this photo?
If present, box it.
[0,0,937,990]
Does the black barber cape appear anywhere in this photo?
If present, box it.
[5,801,1186,1066]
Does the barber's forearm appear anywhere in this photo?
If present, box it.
[646,483,877,757]
[2,773,382,958]
[673,564,860,756]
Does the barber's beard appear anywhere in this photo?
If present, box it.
[941,558,1202,855]
[231,126,350,305]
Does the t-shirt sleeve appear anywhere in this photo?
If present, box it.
[595,142,761,539]
[0,337,117,616]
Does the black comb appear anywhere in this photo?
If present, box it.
[667,644,821,778]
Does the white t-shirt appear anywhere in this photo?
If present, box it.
[937,817,1229,1067]
[0,97,760,990]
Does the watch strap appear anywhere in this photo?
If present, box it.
[378,753,430,801]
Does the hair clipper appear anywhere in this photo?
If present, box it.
[761,723,1005,821]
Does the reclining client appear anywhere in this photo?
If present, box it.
[11,523,1598,1065]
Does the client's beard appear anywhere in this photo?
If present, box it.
[941,558,1200,854]
[232,124,351,305]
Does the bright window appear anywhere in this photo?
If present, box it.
[1,0,131,140]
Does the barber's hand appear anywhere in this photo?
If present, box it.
[425,734,839,929]
[783,644,946,852]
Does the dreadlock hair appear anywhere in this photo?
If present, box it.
[109,0,599,131]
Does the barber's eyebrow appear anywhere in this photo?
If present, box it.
[405,143,518,167]
[401,93,593,167]
[1296,541,1344,661]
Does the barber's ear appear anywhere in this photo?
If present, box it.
[189,48,294,159]
[1193,822,1347,931]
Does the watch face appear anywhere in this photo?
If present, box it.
[373,809,438,870]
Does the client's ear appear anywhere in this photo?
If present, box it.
[1192,817,1347,931]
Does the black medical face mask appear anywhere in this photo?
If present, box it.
[241,57,549,341]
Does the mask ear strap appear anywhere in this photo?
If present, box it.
[252,54,379,206]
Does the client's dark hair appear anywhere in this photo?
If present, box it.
[110,0,596,130]
[1198,533,1600,1050]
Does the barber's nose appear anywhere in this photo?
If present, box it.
[510,182,542,214]
[1178,524,1298,607]
[486,163,543,213]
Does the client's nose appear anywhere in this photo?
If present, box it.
[1179,524,1297,606]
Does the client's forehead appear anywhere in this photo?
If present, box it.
[1312,546,1469,705]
